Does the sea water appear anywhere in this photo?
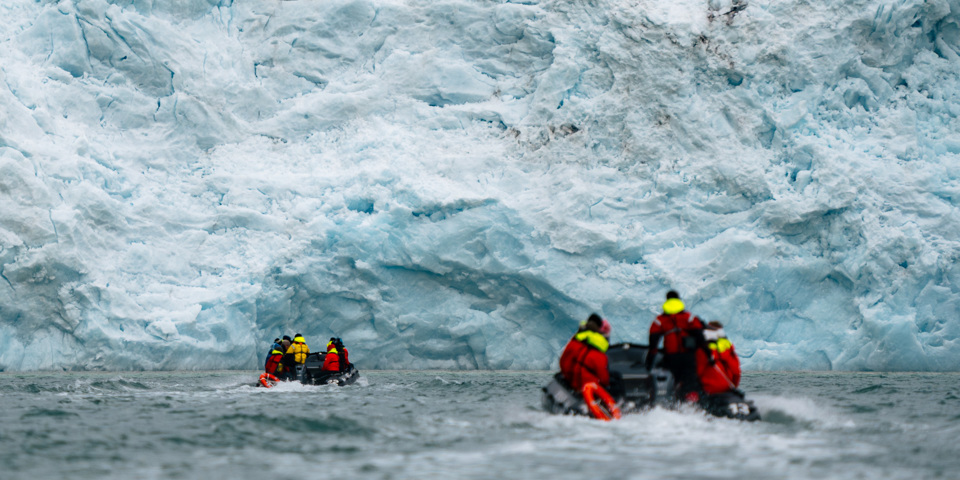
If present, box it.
[1,371,957,479]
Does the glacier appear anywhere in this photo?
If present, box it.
[0,0,958,371]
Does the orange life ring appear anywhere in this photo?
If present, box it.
[581,382,621,421]
[259,372,279,388]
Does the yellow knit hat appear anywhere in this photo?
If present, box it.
[662,298,685,315]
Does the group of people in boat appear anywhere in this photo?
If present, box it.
[560,290,742,403]
[262,289,739,400]
[263,334,351,381]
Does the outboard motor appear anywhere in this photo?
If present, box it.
[604,343,676,412]
[300,352,327,385]
[649,367,675,407]
[541,373,589,416]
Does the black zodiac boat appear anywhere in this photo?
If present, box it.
[258,352,360,388]
[542,343,760,421]
[299,351,360,386]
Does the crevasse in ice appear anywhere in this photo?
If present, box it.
[0,0,958,371]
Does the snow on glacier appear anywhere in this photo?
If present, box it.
[0,0,958,371]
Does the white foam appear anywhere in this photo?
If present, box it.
[751,394,857,429]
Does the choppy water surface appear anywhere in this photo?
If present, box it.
[1,371,957,479]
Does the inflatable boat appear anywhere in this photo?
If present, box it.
[257,352,360,388]
[541,343,760,421]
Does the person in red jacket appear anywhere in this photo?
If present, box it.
[322,338,350,372]
[559,314,612,392]
[275,336,297,380]
[264,343,286,377]
[645,291,708,402]
[697,321,741,395]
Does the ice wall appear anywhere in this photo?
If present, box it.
[0,0,958,371]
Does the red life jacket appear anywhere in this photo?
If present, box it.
[719,342,740,387]
[559,331,610,390]
[696,337,741,394]
[650,311,704,354]
[322,347,349,371]
[265,349,284,374]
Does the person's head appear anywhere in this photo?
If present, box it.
[584,313,603,331]
[273,338,280,344]
[662,291,685,315]
[326,340,336,352]
[583,313,611,338]
[704,321,726,341]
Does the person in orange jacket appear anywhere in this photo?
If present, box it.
[559,314,612,392]
[646,291,708,402]
[266,336,294,380]
[322,338,350,372]
[264,337,281,370]
[265,345,285,376]
[697,321,742,395]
